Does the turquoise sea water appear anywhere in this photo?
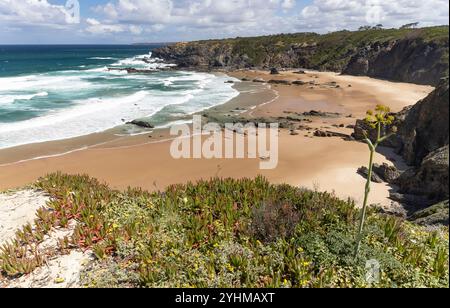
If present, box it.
[0,45,238,149]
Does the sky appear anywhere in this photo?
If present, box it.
[0,0,448,44]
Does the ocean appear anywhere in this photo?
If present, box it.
[0,45,239,149]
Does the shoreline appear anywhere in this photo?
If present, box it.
[0,74,266,166]
[0,69,434,208]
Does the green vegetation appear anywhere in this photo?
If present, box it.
[356,105,396,257]
[1,173,448,288]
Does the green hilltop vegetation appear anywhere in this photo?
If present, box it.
[245,26,446,66]
[1,173,448,288]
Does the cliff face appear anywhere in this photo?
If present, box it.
[394,78,449,204]
[397,78,449,166]
[153,26,449,85]
[343,38,448,85]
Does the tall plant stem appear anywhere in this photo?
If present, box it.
[355,146,375,257]
[355,122,380,257]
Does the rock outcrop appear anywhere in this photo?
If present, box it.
[153,26,449,86]
[357,167,384,183]
[396,78,449,166]
[396,145,449,203]
[410,200,449,226]
[357,163,401,184]
[373,163,401,183]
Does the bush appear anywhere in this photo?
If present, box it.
[251,201,300,243]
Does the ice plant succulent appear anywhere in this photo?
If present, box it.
[355,105,396,257]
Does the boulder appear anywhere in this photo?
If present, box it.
[410,200,449,226]
[253,78,266,83]
[373,163,401,183]
[357,167,384,183]
[314,130,327,137]
[292,80,307,85]
[352,117,402,148]
[303,110,340,117]
[270,68,280,75]
[127,119,155,129]
[268,79,291,85]
[389,192,430,208]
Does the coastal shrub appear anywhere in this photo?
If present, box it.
[0,173,448,288]
[251,201,300,243]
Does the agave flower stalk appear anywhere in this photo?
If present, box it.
[355,105,396,257]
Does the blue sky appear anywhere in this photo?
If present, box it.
[0,0,448,44]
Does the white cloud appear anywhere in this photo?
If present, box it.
[299,0,449,32]
[89,0,448,38]
[282,0,296,10]
[0,0,78,27]
[97,0,173,24]
[89,0,296,35]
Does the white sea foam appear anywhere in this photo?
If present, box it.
[0,53,238,149]
[110,52,176,70]
[0,91,48,105]
[0,74,92,92]
[88,57,118,60]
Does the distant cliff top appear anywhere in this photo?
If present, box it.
[154,26,449,86]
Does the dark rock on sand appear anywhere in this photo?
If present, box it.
[352,116,402,148]
[357,167,384,183]
[127,119,155,129]
[270,68,280,75]
[292,80,307,85]
[373,163,401,183]
[303,110,340,117]
[313,130,350,139]
[268,79,291,85]
[313,130,327,137]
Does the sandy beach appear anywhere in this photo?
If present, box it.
[0,70,434,208]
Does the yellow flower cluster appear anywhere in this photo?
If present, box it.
[365,104,395,128]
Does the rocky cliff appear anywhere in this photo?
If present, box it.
[397,78,449,166]
[354,78,449,214]
[153,26,449,86]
